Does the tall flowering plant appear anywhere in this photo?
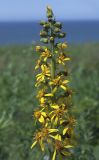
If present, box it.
[31,6,76,160]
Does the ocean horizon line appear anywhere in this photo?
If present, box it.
[0,19,99,23]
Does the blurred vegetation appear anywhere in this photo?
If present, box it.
[0,43,99,160]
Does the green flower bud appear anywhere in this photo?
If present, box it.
[54,27,61,33]
[40,30,48,37]
[35,46,41,52]
[43,23,50,29]
[58,32,66,38]
[50,37,54,42]
[47,6,53,18]
[40,21,46,25]
[57,43,62,49]
[55,50,58,54]
[40,38,48,44]
[54,22,62,29]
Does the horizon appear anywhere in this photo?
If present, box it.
[0,19,99,23]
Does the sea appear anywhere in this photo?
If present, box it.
[0,21,99,45]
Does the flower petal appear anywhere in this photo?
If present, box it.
[31,141,37,149]
[48,129,58,133]
[45,93,53,97]
[60,85,67,91]
[63,128,68,135]
[51,105,59,109]
[52,149,56,160]
[39,115,44,123]
[40,140,45,151]
[54,117,58,125]
[64,145,73,148]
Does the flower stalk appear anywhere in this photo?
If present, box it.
[31,6,76,160]
[51,42,55,79]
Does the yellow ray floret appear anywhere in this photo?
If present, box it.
[50,134,62,141]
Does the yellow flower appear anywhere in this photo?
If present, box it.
[31,131,44,151]
[41,48,51,62]
[37,89,45,98]
[50,104,67,125]
[36,45,41,52]
[62,43,68,49]
[42,127,58,137]
[37,89,53,100]
[34,110,47,123]
[52,140,72,160]
[35,65,50,86]
[58,53,70,65]
[60,117,76,136]
[67,117,76,126]
[35,59,42,69]
[39,97,46,107]
[49,76,69,91]
[57,42,68,50]
[60,116,76,126]
[31,128,58,151]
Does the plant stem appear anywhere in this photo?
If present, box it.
[51,42,55,79]
[50,21,55,80]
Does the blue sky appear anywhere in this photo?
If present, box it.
[0,0,99,21]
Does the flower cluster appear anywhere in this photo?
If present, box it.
[31,6,76,160]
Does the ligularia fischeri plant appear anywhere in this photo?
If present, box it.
[31,6,76,160]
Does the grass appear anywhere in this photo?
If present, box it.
[0,43,99,160]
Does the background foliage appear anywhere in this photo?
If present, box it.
[0,43,99,160]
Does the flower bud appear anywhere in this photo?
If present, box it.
[55,50,58,54]
[54,27,61,33]
[62,43,68,49]
[50,37,54,42]
[58,33,66,38]
[40,38,48,44]
[40,30,48,37]
[54,22,62,29]
[43,23,50,29]
[40,21,46,26]
[47,6,53,18]
[36,46,41,52]
[57,43,62,49]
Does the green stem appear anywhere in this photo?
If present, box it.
[50,22,55,80]
[51,42,55,79]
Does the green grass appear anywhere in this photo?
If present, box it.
[0,43,99,160]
